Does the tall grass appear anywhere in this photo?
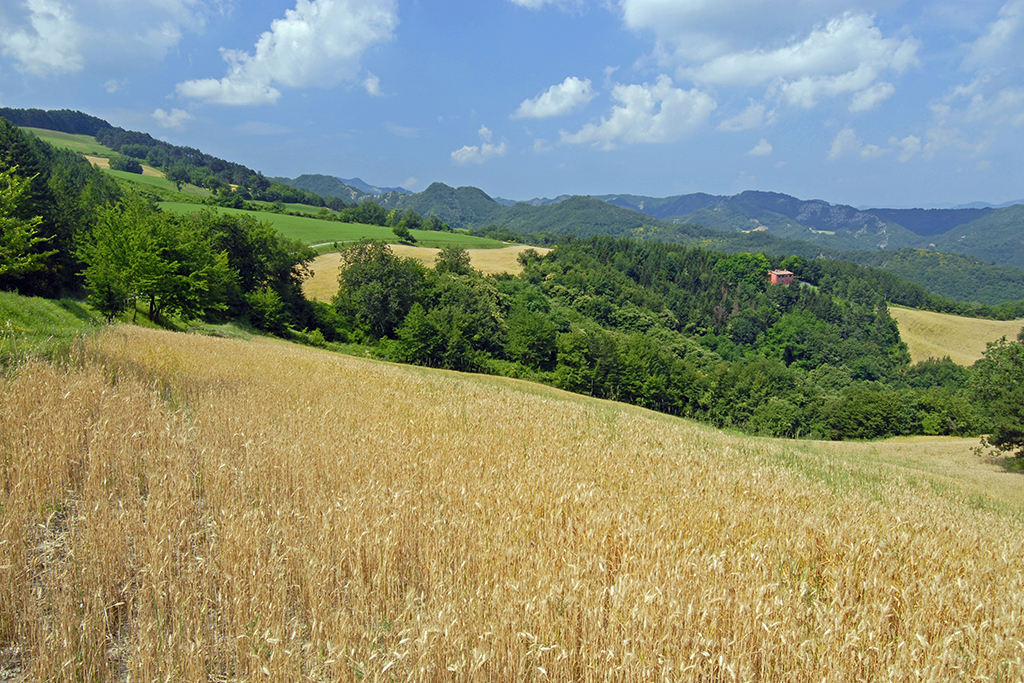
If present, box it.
[1,326,1023,681]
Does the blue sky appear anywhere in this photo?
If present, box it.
[1,0,1022,208]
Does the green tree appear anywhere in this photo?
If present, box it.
[392,223,416,243]
[506,305,556,370]
[0,166,55,281]
[434,245,474,277]
[971,336,1024,457]
[166,164,190,191]
[334,242,426,339]
[78,194,233,323]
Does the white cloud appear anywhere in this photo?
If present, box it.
[0,0,229,76]
[152,108,194,129]
[363,72,382,96]
[451,126,507,165]
[506,0,584,9]
[533,138,553,153]
[177,0,398,106]
[104,78,127,94]
[717,101,769,132]
[560,75,716,149]
[512,76,597,119]
[849,81,895,112]
[622,5,918,112]
[963,0,1024,70]
[860,143,886,159]
[0,0,83,76]
[747,138,772,156]
[828,127,861,160]
[889,134,921,162]
[402,177,418,189]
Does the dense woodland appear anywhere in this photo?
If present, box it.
[2,113,1024,449]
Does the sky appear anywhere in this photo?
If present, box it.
[1,0,1022,208]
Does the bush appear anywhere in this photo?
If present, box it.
[108,155,143,174]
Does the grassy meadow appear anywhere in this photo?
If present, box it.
[158,202,508,251]
[2,324,1023,681]
[304,245,551,301]
[889,305,1024,365]
[22,128,114,157]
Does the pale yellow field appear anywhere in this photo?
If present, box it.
[889,305,1024,365]
[84,154,164,178]
[304,245,550,301]
[2,326,1023,681]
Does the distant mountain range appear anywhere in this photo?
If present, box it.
[337,177,410,195]
[6,105,1024,305]
[278,175,1024,274]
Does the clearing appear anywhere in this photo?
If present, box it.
[890,305,1024,365]
[303,244,549,301]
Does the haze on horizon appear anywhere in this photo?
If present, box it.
[1,0,1022,209]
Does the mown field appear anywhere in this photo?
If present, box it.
[889,305,1024,365]
[1,324,1022,681]
[304,245,551,301]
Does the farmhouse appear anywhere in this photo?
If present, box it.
[768,269,794,286]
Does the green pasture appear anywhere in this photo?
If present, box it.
[105,170,211,198]
[0,292,102,363]
[23,127,114,156]
[157,202,506,249]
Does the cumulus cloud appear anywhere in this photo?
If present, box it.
[717,101,771,132]
[827,127,860,160]
[177,0,398,106]
[560,75,716,149]
[747,138,772,156]
[849,81,895,112]
[0,0,83,76]
[152,108,194,129]
[621,3,918,112]
[828,126,889,160]
[512,76,597,119]
[889,134,922,162]
[0,0,227,76]
[963,0,1024,70]
[363,72,382,96]
[451,125,507,165]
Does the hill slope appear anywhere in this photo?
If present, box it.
[889,306,1024,365]
[2,324,1023,680]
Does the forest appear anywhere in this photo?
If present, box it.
[2,114,1023,449]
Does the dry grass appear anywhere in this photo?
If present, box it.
[84,155,164,178]
[303,246,551,301]
[890,305,1024,365]
[2,326,1024,681]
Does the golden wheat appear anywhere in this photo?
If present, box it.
[1,326,1023,681]
[889,306,1024,366]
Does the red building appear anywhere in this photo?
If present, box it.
[768,269,794,286]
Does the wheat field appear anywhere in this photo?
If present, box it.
[2,326,1023,681]
[303,246,550,301]
[889,306,1024,365]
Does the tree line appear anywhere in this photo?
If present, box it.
[326,237,1021,444]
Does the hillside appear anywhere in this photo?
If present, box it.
[889,306,1024,365]
[2,324,1023,681]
